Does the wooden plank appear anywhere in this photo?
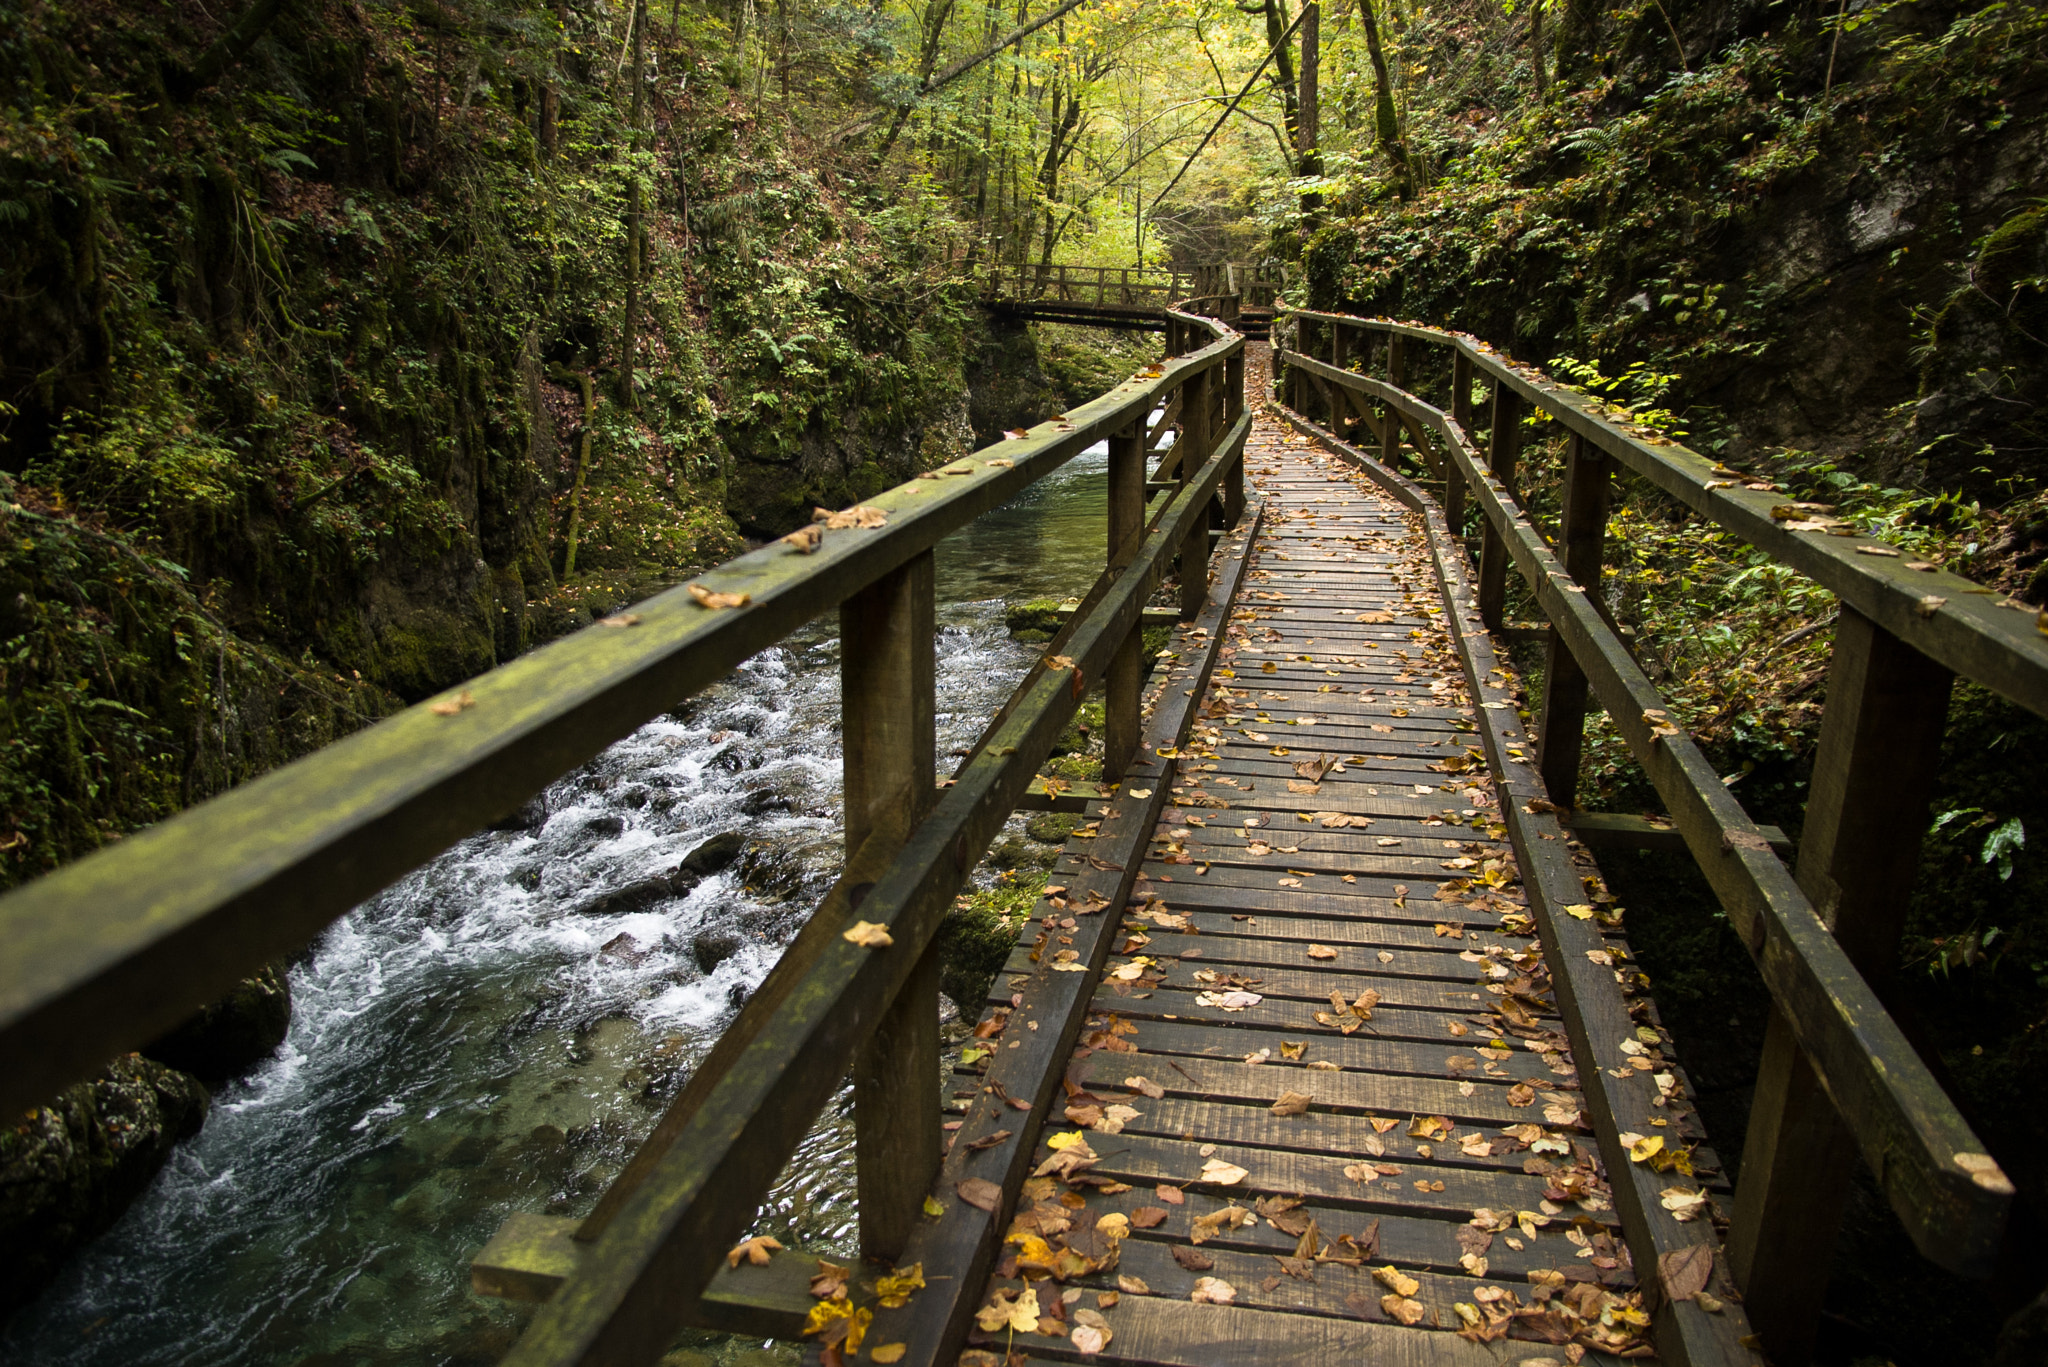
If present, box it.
[973,1288,1513,1367]
[1082,1015,1555,1081]
[1069,1053,1571,1131]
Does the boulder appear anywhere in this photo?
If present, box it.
[143,964,291,1084]
[679,830,747,876]
[692,929,744,974]
[1,1054,209,1314]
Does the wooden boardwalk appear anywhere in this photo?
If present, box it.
[952,408,1673,1364]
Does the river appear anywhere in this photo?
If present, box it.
[1,439,1124,1367]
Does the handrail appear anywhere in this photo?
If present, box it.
[1271,303,2021,1354]
[0,312,1237,1123]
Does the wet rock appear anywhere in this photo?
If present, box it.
[487,794,549,832]
[600,933,650,965]
[1,1054,210,1315]
[740,787,792,816]
[583,814,627,837]
[692,929,743,974]
[1025,811,1083,844]
[576,871,692,917]
[142,965,291,1084]
[679,829,747,876]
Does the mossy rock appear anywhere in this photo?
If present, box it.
[1005,597,1074,637]
[935,898,1022,1015]
[143,965,291,1085]
[1026,811,1084,844]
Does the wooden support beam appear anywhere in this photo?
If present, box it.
[1538,434,1613,808]
[1566,811,1790,857]
[1105,419,1146,782]
[1447,350,1473,536]
[1728,606,1956,1364]
[1477,381,1523,631]
[1179,368,1213,620]
[843,551,940,1264]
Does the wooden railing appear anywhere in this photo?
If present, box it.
[1272,306,2032,1363]
[985,262,1282,316]
[0,301,1246,1366]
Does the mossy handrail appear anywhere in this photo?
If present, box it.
[1272,303,2027,1358]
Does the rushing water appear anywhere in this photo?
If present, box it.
[3,440,1127,1367]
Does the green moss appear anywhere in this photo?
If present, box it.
[936,867,1045,1011]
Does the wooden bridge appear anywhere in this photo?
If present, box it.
[985,263,1281,336]
[1,285,2040,1367]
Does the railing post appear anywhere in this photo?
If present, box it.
[1329,321,1350,437]
[842,552,940,1264]
[1476,381,1523,631]
[1379,333,1406,471]
[1535,434,1611,807]
[1727,607,1954,1363]
[1224,349,1246,524]
[1178,365,1213,619]
[1447,350,1473,537]
[1105,419,1146,782]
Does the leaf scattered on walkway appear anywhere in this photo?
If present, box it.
[688,582,752,609]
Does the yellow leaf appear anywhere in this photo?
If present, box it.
[843,920,894,948]
[923,1195,945,1217]
[875,1262,926,1308]
[1629,1133,1665,1163]
[1047,1130,1088,1150]
[1372,1265,1421,1298]
[870,1344,908,1363]
[688,582,751,610]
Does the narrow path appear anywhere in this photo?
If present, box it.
[957,391,1657,1364]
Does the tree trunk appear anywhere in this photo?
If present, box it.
[619,0,646,409]
[1553,0,1601,85]
[1530,0,1549,93]
[1258,0,1301,152]
[1356,0,1411,199]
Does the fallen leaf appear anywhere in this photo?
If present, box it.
[1659,1243,1715,1302]
[1070,1325,1108,1355]
[923,1195,945,1217]
[815,504,888,530]
[1119,1275,1152,1293]
[957,1177,1003,1211]
[1660,1186,1710,1222]
[1373,1265,1421,1298]
[1172,1246,1214,1271]
[876,1263,925,1308]
[870,1345,907,1364]
[1190,1277,1237,1304]
[597,612,642,627]
[728,1235,784,1267]
[1382,1294,1426,1325]
[1200,1157,1250,1185]
[1156,1184,1185,1204]
[843,920,894,948]
[430,690,476,716]
[1130,1206,1170,1229]
[1126,1075,1166,1099]
[1271,1091,1314,1116]
[1307,944,1337,960]
[781,525,824,553]
[1507,1083,1536,1107]
[975,1287,1041,1334]
[688,582,752,610]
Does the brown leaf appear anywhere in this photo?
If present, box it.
[1270,1091,1314,1117]
[598,612,642,627]
[1156,1184,1186,1205]
[727,1235,784,1267]
[1130,1206,1170,1229]
[1506,1083,1536,1107]
[429,690,476,716]
[1381,1295,1426,1326]
[1659,1243,1715,1303]
[1172,1246,1215,1272]
[966,1128,1013,1152]
[1117,1275,1150,1294]
[957,1177,1003,1211]
[814,504,888,530]
[781,524,824,554]
[1306,944,1337,960]
[688,582,752,610]
[1125,1075,1166,1099]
